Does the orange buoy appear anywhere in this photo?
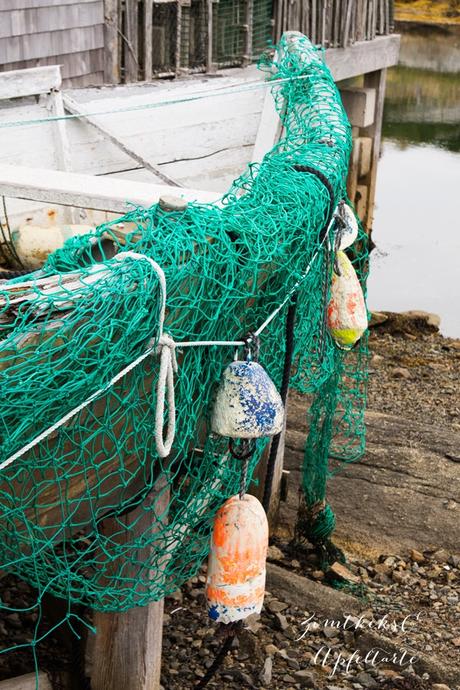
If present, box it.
[206,493,268,624]
[327,250,368,349]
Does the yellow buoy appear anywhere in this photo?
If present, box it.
[327,250,367,349]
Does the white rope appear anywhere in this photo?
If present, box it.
[1,212,338,470]
[154,334,178,458]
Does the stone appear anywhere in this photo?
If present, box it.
[324,626,340,638]
[356,671,378,688]
[369,311,388,327]
[259,656,273,686]
[328,561,361,584]
[265,644,278,656]
[244,614,263,634]
[274,612,289,631]
[403,310,441,331]
[432,685,451,690]
[294,669,318,687]
[267,544,284,561]
[432,548,450,563]
[312,570,325,580]
[267,599,289,613]
[410,549,425,563]
[392,570,410,584]
[452,637,460,647]
[392,367,411,379]
[287,657,301,670]
[383,556,397,567]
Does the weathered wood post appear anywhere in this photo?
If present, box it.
[104,0,120,84]
[92,194,188,690]
[361,68,387,232]
[92,477,169,690]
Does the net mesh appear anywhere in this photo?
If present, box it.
[0,32,368,645]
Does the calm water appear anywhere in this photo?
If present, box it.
[367,24,460,337]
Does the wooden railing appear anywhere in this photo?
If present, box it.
[104,0,394,84]
[274,0,394,47]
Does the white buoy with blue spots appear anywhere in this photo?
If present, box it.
[211,360,284,439]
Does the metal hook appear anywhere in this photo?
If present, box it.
[242,331,260,363]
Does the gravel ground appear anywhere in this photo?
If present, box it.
[160,542,460,690]
[0,314,458,689]
[367,315,460,432]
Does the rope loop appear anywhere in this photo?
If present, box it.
[154,334,178,458]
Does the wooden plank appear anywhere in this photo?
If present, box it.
[104,0,120,84]
[243,0,254,66]
[47,89,80,223]
[91,475,169,690]
[0,2,103,39]
[0,65,61,99]
[346,136,360,204]
[355,182,368,221]
[124,0,139,82]
[0,673,52,690]
[357,135,372,177]
[144,0,154,81]
[361,67,387,232]
[325,34,400,81]
[340,86,376,127]
[0,25,104,64]
[62,93,182,187]
[343,0,353,47]
[252,83,282,164]
[0,164,221,211]
[252,38,286,165]
[206,0,215,73]
[175,0,182,74]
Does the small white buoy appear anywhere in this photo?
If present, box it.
[206,493,268,624]
[327,250,368,349]
[13,223,95,269]
[211,361,284,438]
[337,204,359,250]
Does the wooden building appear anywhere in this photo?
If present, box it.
[0,0,105,87]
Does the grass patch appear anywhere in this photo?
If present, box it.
[395,0,460,25]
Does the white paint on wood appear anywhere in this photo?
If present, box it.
[0,37,399,220]
[252,84,282,165]
[0,65,61,99]
[62,93,181,186]
[0,164,221,212]
[47,88,80,223]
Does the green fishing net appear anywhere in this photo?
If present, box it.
[0,31,368,643]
